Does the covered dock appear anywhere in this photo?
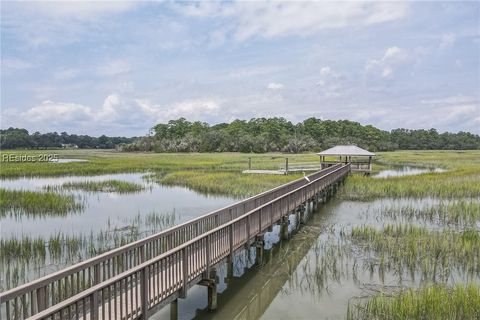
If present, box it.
[317,145,375,174]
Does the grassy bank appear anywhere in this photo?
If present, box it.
[0,189,84,217]
[342,150,480,200]
[0,149,319,178]
[350,224,480,281]
[2,210,177,289]
[150,170,302,197]
[46,179,145,193]
[347,284,480,320]
[374,199,480,226]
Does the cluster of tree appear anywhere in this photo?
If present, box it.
[121,117,480,153]
[0,128,135,149]
[3,118,478,152]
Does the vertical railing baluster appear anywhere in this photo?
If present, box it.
[141,267,149,319]
[90,292,99,320]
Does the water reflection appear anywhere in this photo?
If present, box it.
[374,165,446,178]
[50,158,89,163]
[1,173,234,237]
[146,195,479,320]
[1,173,235,288]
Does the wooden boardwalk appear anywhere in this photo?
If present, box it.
[0,164,350,320]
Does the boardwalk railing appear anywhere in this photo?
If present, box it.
[24,163,350,320]
[0,164,343,319]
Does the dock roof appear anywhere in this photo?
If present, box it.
[316,145,375,157]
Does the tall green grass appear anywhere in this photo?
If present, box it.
[350,224,480,282]
[45,179,145,193]
[1,210,178,289]
[0,188,84,217]
[347,284,480,320]
[151,170,302,197]
[342,171,480,200]
[0,150,319,178]
[342,150,480,200]
[376,199,480,226]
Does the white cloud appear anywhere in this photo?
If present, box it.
[12,95,225,135]
[421,95,476,105]
[419,95,479,132]
[21,100,93,124]
[16,1,138,21]
[439,32,456,49]
[316,66,345,97]
[226,66,282,79]
[366,46,410,78]
[54,68,80,80]
[267,82,284,90]
[97,60,132,77]
[2,58,34,74]
[176,2,408,41]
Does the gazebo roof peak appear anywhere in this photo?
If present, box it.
[316,145,375,157]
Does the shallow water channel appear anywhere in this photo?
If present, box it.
[373,165,446,178]
[1,166,475,319]
[1,173,234,238]
[146,196,475,320]
[0,173,234,288]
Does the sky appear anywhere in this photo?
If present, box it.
[1,1,479,136]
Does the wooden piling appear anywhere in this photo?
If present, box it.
[255,235,265,266]
[170,299,178,320]
[280,216,289,241]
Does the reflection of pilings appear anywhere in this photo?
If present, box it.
[280,216,289,241]
[199,268,218,312]
[194,173,344,319]
[194,212,328,320]
[299,204,306,225]
[170,299,178,320]
[255,235,265,266]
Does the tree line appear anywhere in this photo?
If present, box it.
[0,128,135,149]
[121,117,480,152]
[2,118,479,151]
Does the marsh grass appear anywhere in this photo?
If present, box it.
[342,172,480,200]
[0,188,84,217]
[1,210,178,289]
[296,235,354,298]
[45,179,145,193]
[347,284,480,320]
[0,150,319,178]
[376,199,480,226]
[342,150,480,200]
[350,224,480,282]
[151,170,302,197]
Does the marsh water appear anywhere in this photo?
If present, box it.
[2,166,475,319]
[373,165,446,178]
[1,173,234,288]
[1,173,234,238]
[145,195,476,320]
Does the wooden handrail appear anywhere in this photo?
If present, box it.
[0,164,343,318]
[26,163,350,320]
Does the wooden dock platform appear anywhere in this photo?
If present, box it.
[0,164,351,320]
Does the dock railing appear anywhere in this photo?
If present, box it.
[21,163,350,320]
[0,164,343,319]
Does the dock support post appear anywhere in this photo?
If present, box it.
[255,235,265,266]
[227,256,233,280]
[298,206,305,225]
[170,299,178,320]
[280,216,289,241]
[199,268,217,312]
[207,281,217,312]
